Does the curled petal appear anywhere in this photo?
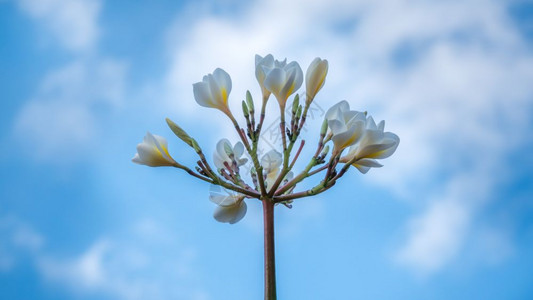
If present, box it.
[213,201,247,224]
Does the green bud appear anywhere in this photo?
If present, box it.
[320,119,328,135]
[292,94,300,114]
[242,100,249,117]
[246,90,254,112]
[296,105,302,119]
[166,118,194,148]
[191,139,202,153]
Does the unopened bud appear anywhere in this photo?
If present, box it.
[242,100,249,117]
[320,119,328,135]
[246,90,254,112]
[296,105,302,119]
[292,94,300,114]
[166,118,198,150]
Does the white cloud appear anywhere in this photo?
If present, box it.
[0,215,207,300]
[0,215,44,272]
[38,219,207,300]
[16,0,101,51]
[161,0,533,274]
[13,59,127,162]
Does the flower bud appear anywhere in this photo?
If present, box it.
[305,58,328,104]
[166,118,194,148]
[320,119,328,135]
[246,90,254,112]
[292,94,300,115]
[242,100,249,118]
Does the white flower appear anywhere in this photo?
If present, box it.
[260,149,292,190]
[193,68,232,115]
[263,60,303,108]
[305,57,328,103]
[255,54,286,99]
[341,117,400,174]
[132,132,177,167]
[325,100,366,153]
[209,185,247,224]
[213,138,248,170]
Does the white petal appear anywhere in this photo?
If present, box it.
[325,100,350,120]
[216,139,232,160]
[209,185,237,206]
[353,164,371,174]
[328,119,347,135]
[275,58,287,68]
[213,68,232,95]
[193,81,213,108]
[131,153,142,164]
[233,141,244,158]
[213,201,247,224]
[354,158,383,167]
[207,74,224,105]
[377,120,385,131]
[357,141,397,159]
[370,133,399,159]
[332,127,357,151]
[305,58,328,99]
[136,143,167,166]
[263,67,286,96]
[366,116,377,130]
[261,149,282,171]
[213,152,225,170]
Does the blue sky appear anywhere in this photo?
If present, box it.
[1,0,533,299]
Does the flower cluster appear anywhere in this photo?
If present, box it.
[133,54,399,224]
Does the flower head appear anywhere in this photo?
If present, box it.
[132,132,177,167]
[213,138,248,170]
[262,59,303,108]
[209,185,247,224]
[325,100,366,153]
[341,117,399,173]
[305,57,328,104]
[193,68,232,115]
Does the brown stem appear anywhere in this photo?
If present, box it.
[307,164,328,177]
[263,199,277,300]
[289,140,305,170]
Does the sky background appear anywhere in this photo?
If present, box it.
[1,0,533,299]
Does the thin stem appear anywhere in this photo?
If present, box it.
[254,94,269,146]
[289,140,305,170]
[279,108,287,152]
[228,113,266,195]
[307,164,328,177]
[174,164,213,184]
[262,199,276,300]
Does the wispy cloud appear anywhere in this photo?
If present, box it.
[12,0,128,163]
[16,0,101,51]
[0,214,208,300]
[13,59,127,162]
